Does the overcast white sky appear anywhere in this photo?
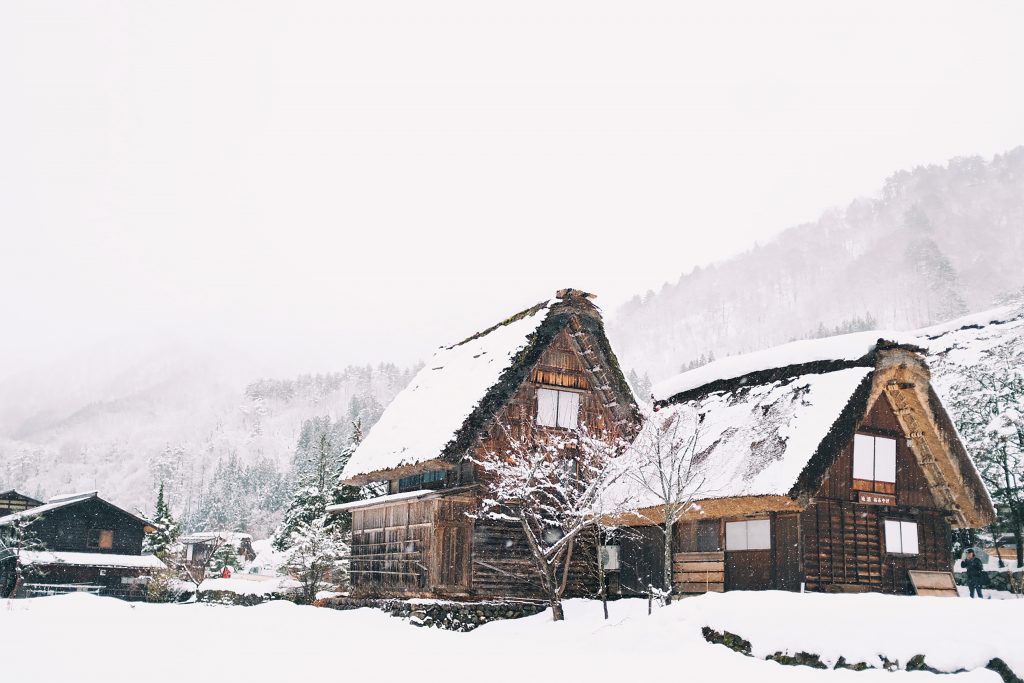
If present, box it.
[2,1,1023,379]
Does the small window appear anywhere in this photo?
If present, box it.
[696,520,720,552]
[536,388,580,429]
[724,519,771,551]
[884,520,919,555]
[88,529,114,550]
[398,470,446,492]
[853,434,897,492]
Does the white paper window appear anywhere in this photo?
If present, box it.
[537,388,559,427]
[725,519,771,551]
[853,434,876,480]
[746,519,771,550]
[725,521,747,550]
[884,520,919,555]
[557,390,580,429]
[853,434,898,484]
[874,437,897,483]
[536,388,580,429]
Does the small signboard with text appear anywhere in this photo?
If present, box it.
[857,491,896,506]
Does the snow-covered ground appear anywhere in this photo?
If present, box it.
[197,575,300,595]
[1,592,1019,683]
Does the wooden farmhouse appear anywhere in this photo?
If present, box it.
[0,490,165,599]
[609,335,994,597]
[331,289,641,599]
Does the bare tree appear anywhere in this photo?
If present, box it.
[474,426,627,621]
[622,408,705,605]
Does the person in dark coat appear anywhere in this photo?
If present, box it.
[961,549,986,598]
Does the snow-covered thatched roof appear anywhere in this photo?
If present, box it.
[341,289,640,484]
[614,324,996,527]
[341,301,553,482]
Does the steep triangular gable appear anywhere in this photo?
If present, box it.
[812,392,940,509]
[341,291,641,485]
[791,348,993,527]
[442,295,641,461]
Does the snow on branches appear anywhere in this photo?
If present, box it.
[473,425,629,621]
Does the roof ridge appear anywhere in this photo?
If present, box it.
[445,300,551,350]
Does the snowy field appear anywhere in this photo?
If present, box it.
[1,592,1020,683]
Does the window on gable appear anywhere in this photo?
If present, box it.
[88,529,114,550]
[884,520,919,555]
[724,519,771,551]
[852,433,898,494]
[536,388,580,429]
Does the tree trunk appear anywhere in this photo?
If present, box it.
[1011,503,1024,569]
[662,517,674,605]
[549,596,565,621]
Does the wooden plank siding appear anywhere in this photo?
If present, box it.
[802,394,953,595]
[673,552,725,593]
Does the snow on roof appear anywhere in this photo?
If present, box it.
[0,491,99,526]
[613,366,873,508]
[18,551,166,570]
[326,489,437,513]
[341,301,553,480]
[179,531,253,545]
[47,490,98,504]
[652,331,911,401]
[0,491,153,529]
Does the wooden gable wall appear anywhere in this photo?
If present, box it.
[815,394,940,509]
[801,392,952,594]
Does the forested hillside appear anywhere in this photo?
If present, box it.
[611,148,1024,383]
[0,361,415,536]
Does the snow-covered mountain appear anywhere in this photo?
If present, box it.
[611,148,1024,383]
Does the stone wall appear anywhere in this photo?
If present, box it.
[318,596,547,631]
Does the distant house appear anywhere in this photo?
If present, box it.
[331,289,641,599]
[610,335,994,597]
[0,491,164,599]
[179,531,256,575]
[0,490,42,518]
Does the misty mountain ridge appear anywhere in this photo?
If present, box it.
[611,147,1024,382]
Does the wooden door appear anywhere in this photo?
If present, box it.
[437,525,472,590]
[725,550,773,591]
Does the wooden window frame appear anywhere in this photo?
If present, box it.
[884,519,920,556]
[535,387,582,430]
[87,529,114,550]
[724,519,771,551]
[852,431,898,495]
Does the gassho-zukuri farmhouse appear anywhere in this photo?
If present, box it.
[327,288,993,600]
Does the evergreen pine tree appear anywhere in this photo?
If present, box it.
[143,482,180,558]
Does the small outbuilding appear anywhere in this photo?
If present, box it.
[610,334,994,597]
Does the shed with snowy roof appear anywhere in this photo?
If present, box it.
[0,491,163,599]
[330,289,641,599]
[607,334,993,597]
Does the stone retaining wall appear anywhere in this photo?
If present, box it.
[319,596,547,631]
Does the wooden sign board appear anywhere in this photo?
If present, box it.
[908,570,959,598]
[857,491,896,506]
